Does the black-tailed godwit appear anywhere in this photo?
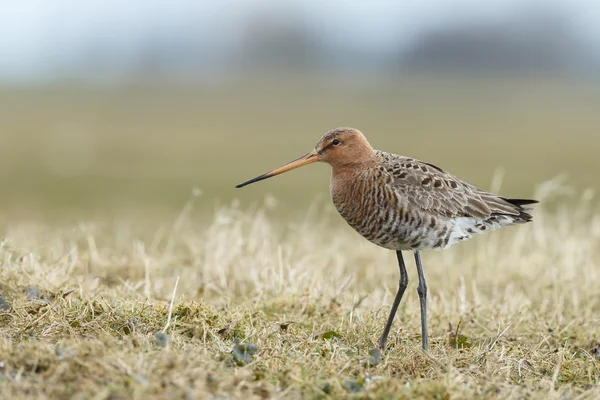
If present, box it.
[236,127,537,351]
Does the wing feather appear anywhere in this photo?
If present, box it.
[376,152,527,221]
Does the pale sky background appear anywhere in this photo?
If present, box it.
[1,0,599,82]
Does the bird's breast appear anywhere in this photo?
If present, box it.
[330,168,455,251]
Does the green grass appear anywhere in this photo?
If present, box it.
[1,76,599,220]
[1,180,599,399]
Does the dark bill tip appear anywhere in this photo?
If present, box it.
[235,173,270,188]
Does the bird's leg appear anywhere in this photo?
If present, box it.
[414,250,428,351]
[378,250,409,350]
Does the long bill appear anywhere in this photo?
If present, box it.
[235,150,319,188]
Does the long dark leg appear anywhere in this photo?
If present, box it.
[378,251,409,350]
[414,250,428,351]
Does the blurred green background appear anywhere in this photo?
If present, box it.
[1,2,599,222]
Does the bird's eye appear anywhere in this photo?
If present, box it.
[332,139,341,146]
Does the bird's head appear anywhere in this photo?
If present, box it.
[235,127,374,188]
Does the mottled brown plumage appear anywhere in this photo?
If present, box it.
[236,127,537,351]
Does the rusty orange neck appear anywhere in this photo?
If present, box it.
[329,150,377,193]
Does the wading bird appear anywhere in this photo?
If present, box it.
[236,128,537,351]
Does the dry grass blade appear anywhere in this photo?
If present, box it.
[162,276,180,334]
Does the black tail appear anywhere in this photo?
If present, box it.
[502,198,538,222]
[504,198,538,207]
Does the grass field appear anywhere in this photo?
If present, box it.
[0,77,599,398]
[1,179,599,399]
[1,77,599,220]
